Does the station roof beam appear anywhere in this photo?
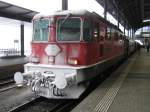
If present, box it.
[97,0,150,31]
[0,1,38,22]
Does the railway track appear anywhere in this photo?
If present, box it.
[1,67,114,112]
[0,79,16,93]
[8,96,79,112]
[0,64,24,93]
[0,79,14,86]
[6,71,110,112]
[0,64,24,80]
[8,96,41,112]
[0,84,16,93]
[2,63,117,112]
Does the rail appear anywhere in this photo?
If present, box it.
[0,85,16,93]
[8,96,41,112]
[0,79,15,93]
[7,97,78,112]
[0,79,14,86]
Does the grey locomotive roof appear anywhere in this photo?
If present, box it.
[34,9,121,32]
[34,10,94,18]
[54,10,93,16]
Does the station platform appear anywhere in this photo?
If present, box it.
[0,56,28,67]
[72,48,150,112]
[0,57,29,80]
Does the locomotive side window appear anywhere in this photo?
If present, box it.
[107,27,111,39]
[33,19,49,41]
[93,22,99,40]
[83,19,92,41]
[57,18,81,41]
[111,28,117,40]
[99,23,106,40]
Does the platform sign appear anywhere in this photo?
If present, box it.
[14,40,19,43]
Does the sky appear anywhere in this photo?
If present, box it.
[1,0,62,13]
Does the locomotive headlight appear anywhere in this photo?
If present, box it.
[68,58,78,65]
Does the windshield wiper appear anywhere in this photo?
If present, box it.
[60,13,71,27]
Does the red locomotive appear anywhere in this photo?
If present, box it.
[14,10,127,99]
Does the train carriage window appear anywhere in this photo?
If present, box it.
[57,18,81,41]
[111,28,117,40]
[99,23,106,40]
[83,19,92,41]
[107,27,111,39]
[93,22,99,40]
[33,19,49,41]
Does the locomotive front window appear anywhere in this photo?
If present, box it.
[57,18,81,41]
[33,19,49,41]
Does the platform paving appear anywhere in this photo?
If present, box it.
[72,48,150,112]
[0,57,29,80]
[0,57,28,67]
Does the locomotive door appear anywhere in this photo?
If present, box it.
[105,26,113,58]
[99,22,106,58]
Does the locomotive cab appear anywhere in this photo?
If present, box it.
[31,14,84,65]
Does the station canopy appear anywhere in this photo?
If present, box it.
[97,0,150,30]
[0,1,38,22]
[1,0,150,30]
